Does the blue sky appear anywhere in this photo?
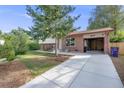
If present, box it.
[0,5,96,33]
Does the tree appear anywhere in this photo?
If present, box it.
[4,38,15,61]
[10,27,30,55]
[2,34,15,61]
[26,5,80,56]
[87,5,124,35]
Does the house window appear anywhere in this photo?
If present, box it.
[66,37,75,46]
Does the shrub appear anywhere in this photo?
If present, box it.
[110,30,124,42]
[4,40,15,61]
[0,28,30,61]
[0,45,4,58]
[11,29,30,55]
[6,49,15,61]
[16,44,29,55]
[28,41,40,50]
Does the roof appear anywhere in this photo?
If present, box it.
[68,27,113,36]
[39,38,55,44]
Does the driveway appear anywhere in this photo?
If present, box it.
[21,54,123,88]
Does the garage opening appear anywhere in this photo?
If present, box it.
[84,38,104,52]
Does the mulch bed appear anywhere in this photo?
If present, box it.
[0,55,70,88]
[111,56,124,85]
[0,60,33,88]
[54,55,71,62]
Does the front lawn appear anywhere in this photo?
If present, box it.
[0,51,69,88]
[18,53,68,77]
[111,55,124,85]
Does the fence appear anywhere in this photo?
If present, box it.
[110,42,124,55]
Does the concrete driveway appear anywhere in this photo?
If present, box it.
[21,54,123,88]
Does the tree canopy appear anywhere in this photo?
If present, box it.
[87,5,124,34]
[26,5,80,41]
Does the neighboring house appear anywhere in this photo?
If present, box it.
[40,28,113,54]
[39,38,55,51]
[0,40,5,45]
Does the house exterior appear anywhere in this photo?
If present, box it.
[40,28,113,54]
[39,38,55,51]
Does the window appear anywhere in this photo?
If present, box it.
[66,37,75,46]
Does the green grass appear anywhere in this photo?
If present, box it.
[26,51,55,57]
[17,51,62,77]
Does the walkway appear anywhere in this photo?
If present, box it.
[21,54,123,88]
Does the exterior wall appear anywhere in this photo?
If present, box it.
[110,42,124,55]
[61,35,84,52]
[41,44,55,51]
[83,32,105,39]
[61,31,111,54]
[104,34,107,53]
[104,32,110,54]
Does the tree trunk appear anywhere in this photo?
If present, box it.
[55,38,58,56]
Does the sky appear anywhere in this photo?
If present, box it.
[0,5,96,33]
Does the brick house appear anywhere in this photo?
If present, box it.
[40,28,113,54]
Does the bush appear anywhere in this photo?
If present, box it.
[0,45,5,58]
[0,28,30,61]
[4,40,15,61]
[28,41,40,50]
[6,49,15,61]
[11,29,30,55]
[16,44,28,55]
[110,36,124,42]
[110,30,124,42]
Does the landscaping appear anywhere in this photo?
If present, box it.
[111,55,124,85]
[0,51,69,88]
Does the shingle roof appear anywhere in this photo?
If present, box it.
[68,27,113,36]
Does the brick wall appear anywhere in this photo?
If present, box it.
[61,35,84,52]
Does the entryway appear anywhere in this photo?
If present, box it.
[84,38,104,53]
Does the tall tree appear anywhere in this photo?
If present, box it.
[26,5,80,55]
[87,5,124,35]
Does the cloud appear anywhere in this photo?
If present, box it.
[23,14,32,19]
[15,13,32,19]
